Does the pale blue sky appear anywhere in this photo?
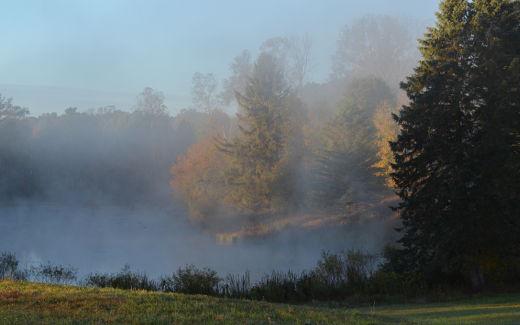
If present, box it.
[0,0,440,114]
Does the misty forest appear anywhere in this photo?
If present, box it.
[1,0,520,323]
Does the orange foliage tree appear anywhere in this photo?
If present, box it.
[372,101,400,188]
[170,136,233,223]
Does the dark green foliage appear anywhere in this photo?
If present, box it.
[391,0,520,289]
[85,265,158,291]
[161,264,220,295]
[251,271,303,302]
[250,250,379,302]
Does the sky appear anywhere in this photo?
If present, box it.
[0,0,440,115]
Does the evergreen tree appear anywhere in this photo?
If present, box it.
[392,0,520,288]
[313,78,395,211]
[218,53,304,214]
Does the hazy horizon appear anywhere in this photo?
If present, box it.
[1,0,439,115]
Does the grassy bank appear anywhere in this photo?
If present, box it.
[0,280,372,324]
[1,280,520,324]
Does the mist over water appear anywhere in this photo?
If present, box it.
[0,1,432,283]
[0,202,391,279]
[1,5,518,322]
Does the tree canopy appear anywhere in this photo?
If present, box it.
[392,0,520,288]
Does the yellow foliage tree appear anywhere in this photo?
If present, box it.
[372,100,401,188]
[170,137,233,224]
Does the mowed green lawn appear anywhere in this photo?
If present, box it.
[1,280,519,324]
[359,295,520,324]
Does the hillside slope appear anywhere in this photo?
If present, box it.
[1,280,520,324]
[0,280,370,324]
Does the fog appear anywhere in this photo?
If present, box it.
[0,1,439,280]
[0,90,397,278]
[0,203,394,279]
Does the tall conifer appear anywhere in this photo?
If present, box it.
[392,0,520,287]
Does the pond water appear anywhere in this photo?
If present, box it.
[0,203,391,280]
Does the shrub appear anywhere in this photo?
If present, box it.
[368,270,406,296]
[30,263,77,284]
[381,245,410,274]
[1,250,467,303]
[170,136,235,224]
[220,272,251,299]
[0,252,27,280]
[310,250,378,298]
[251,271,304,302]
[314,251,346,287]
[161,265,220,295]
[250,250,380,302]
[294,271,326,300]
[85,265,157,291]
[343,250,378,290]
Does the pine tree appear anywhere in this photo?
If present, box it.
[392,0,520,288]
[218,53,304,214]
[313,78,395,211]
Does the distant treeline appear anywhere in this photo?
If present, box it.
[1,15,417,215]
[0,89,200,205]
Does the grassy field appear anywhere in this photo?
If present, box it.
[1,280,519,324]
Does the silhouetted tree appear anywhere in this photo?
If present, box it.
[392,0,520,289]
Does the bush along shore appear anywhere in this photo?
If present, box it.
[2,250,518,305]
